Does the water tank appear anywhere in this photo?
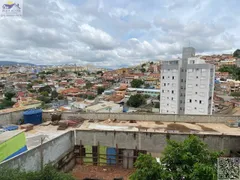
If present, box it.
[107,147,116,165]
[23,109,42,125]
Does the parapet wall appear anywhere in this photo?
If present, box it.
[0,110,24,126]
[1,129,239,171]
[0,131,74,171]
[43,112,240,123]
[0,110,239,126]
[76,130,240,154]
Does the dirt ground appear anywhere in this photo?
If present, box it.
[71,165,135,180]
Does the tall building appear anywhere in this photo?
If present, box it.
[160,47,215,115]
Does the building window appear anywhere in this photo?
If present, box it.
[163,76,164,79]
[180,100,182,103]
[196,76,198,79]
[196,84,198,87]
[199,100,203,104]
[195,100,197,102]
[162,90,164,93]
[190,99,192,103]
[164,83,166,86]
[172,90,174,94]
[195,92,197,94]
[181,79,183,82]
[167,104,169,106]
[180,107,182,110]
[171,97,173,100]
[194,107,197,110]
[172,76,175,80]
[168,76,170,78]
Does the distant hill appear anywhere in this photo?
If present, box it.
[0,61,35,66]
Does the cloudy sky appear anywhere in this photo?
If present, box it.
[0,0,239,68]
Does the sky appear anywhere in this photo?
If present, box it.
[0,0,239,68]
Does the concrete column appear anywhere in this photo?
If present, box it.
[123,149,134,169]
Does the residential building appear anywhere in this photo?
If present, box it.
[85,101,123,113]
[127,88,160,97]
[160,47,215,115]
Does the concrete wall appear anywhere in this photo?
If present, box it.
[0,131,74,171]
[1,129,239,171]
[43,112,240,123]
[0,110,24,125]
[76,130,240,154]
[0,110,238,125]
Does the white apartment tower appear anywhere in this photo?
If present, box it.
[160,47,215,115]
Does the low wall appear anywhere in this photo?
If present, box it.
[1,129,239,171]
[0,131,74,171]
[0,110,24,126]
[76,130,240,154]
[43,112,240,123]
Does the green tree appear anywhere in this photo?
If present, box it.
[27,83,33,90]
[87,95,95,100]
[97,87,105,95]
[96,70,103,74]
[40,91,49,97]
[39,85,52,94]
[130,135,222,180]
[233,49,240,58]
[140,68,146,73]
[85,81,93,89]
[130,154,165,180]
[4,92,15,100]
[154,102,160,108]
[37,96,51,104]
[127,94,146,108]
[0,99,15,109]
[230,91,240,100]
[144,83,150,88]
[218,65,240,80]
[40,75,46,80]
[51,90,58,99]
[131,79,144,88]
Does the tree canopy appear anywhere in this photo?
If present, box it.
[4,92,15,100]
[230,91,240,100]
[39,85,52,94]
[131,79,144,88]
[97,87,105,95]
[127,94,146,108]
[130,135,222,180]
[233,49,240,58]
[51,90,59,99]
[218,65,240,80]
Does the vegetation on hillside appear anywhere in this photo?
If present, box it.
[218,65,240,80]
[130,135,223,180]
